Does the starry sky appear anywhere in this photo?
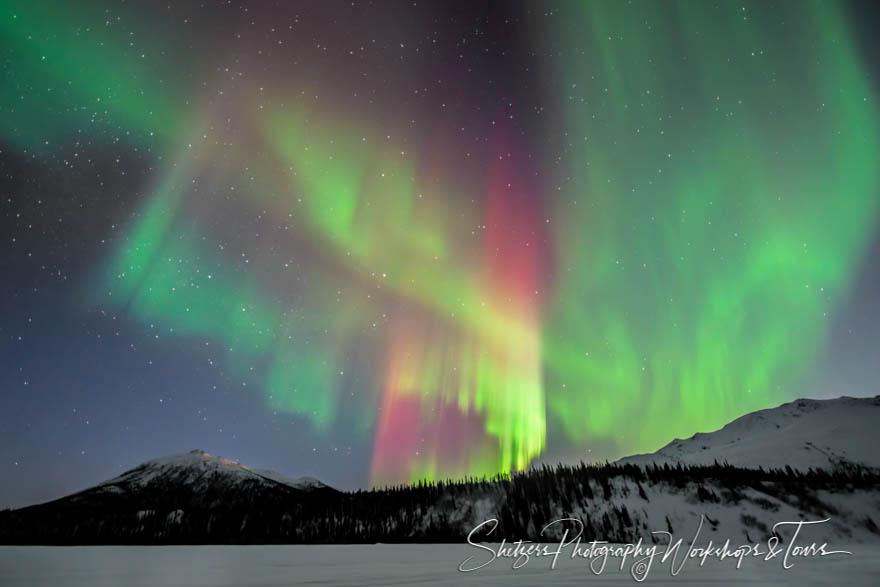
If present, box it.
[2,0,880,509]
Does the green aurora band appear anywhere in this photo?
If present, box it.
[1,0,186,152]
[2,0,878,484]
[543,1,880,453]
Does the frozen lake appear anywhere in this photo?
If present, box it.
[1,543,878,585]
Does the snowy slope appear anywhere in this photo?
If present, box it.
[95,450,276,491]
[429,471,880,546]
[618,396,880,471]
[33,448,338,514]
[85,449,330,497]
[94,449,330,491]
[3,398,879,545]
[251,469,329,491]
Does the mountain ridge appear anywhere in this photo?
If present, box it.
[2,395,878,545]
[13,448,336,515]
[92,448,332,493]
[617,395,880,471]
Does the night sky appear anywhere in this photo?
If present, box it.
[2,0,880,509]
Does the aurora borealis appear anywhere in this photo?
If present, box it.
[2,0,880,505]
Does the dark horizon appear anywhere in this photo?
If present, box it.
[5,392,877,511]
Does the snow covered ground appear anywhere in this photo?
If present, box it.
[0,544,877,586]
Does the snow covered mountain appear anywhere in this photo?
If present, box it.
[9,449,337,517]
[0,449,339,544]
[2,397,878,545]
[618,395,880,471]
[251,469,329,491]
[101,449,324,490]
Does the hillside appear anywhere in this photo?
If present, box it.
[618,396,880,471]
[1,398,879,545]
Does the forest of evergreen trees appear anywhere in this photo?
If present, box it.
[1,461,877,544]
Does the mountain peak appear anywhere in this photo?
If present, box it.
[618,394,880,471]
[24,450,338,512]
[89,450,333,497]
